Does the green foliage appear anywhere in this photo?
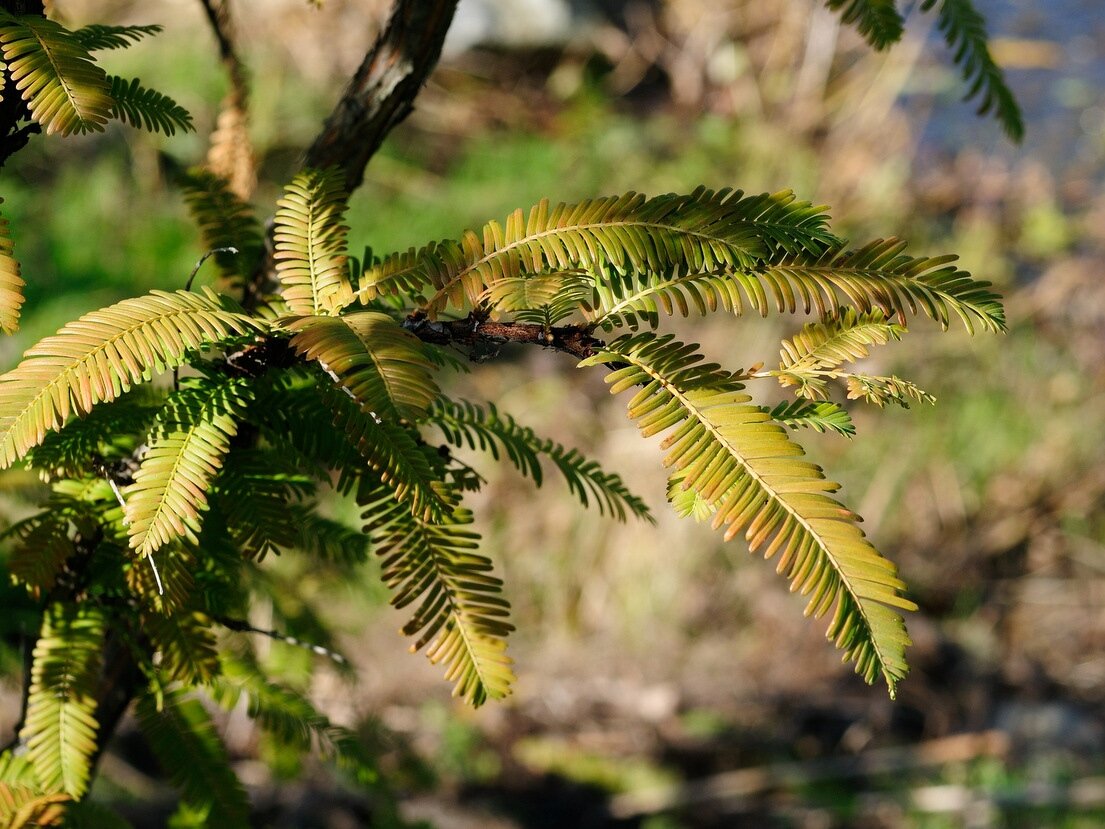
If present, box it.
[483,273,591,325]
[125,377,252,557]
[179,170,264,284]
[20,603,104,798]
[359,189,839,315]
[107,75,194,135]
[274,168,354,314]
[360,480,515,706]
[135,690,250,828]
[0,11,191,329]
[283,312,440,421]
[0,288,263,468]
[921,0,1025,141]
[0,2,1019,821]
[581,334,916,692]
[4,511,73,593]
[143,611,221,686]
[0,12,112,136]
[325,384,450,520]
[822,0,1024,139]
[767,399,856,437]
[431,397,653,521]
[210,656,378,782]
[71,23,163,52]
[826,0,904,50]
[775,308,907,400]
[0,199,24,334]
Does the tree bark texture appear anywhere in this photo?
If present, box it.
[304,0,460,192]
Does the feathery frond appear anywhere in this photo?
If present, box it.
[210,657,377,780]
[284,311,440,421]
[667,469,716,523]
[6,512,74,594]
[25,391,158,481]
[143,610,220,685]
[208,663,324,751]
[0,288,264,468]
[212,449,314,560]
[587,238,1003,333]
[107,75,193,135]
[125,543,196,613]
[768,399,856,437]
[431,397,653,522]
[826,0,903,50]
[179,170,264,283]
[762,238,1005,332]
[20,603,104,797]
[0,786,68,828]
[0,199,25,334]
[360,481,514,705]
[776,309,906,399]
[845,373,935,407]
[359,188,838,315]
[326,386,448,520]
[125,377,251,558]
[780,310,905,374]
[135,690,249,829]
[0,14,112,135]
[482,274,591,325]
[291,509,370,564]
[274,168,352,314]
[71,23,162,51]
[247,373,361,478]
[580,334,915,695]
[0,758,69,829]
[921,0,1024,140]
[587,269,757,331]
[0,753,36,787]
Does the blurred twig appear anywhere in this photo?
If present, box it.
[198,0,256,199]
[610,730,1010,818]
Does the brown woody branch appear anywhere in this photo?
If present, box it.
[303,0,460,193]
[246,0,459,307]
[403,312,605,361]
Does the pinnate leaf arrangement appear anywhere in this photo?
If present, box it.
[0,0,1017,823]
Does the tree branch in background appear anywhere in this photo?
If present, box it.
[304,0,460,193]
[246,0,459,306]
[199,0,256,199]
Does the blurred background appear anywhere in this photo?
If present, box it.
[3,0,1105,826]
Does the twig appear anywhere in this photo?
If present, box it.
[105,476,164,596]
[185,246,239,292]
[609,730,1011,819]
[216,615,348,665]
[403,312,605,361]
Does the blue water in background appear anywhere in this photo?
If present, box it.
[917,0,1105,174]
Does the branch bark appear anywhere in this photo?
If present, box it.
[303,0,460,193]
[247,0,459,307]
[404,312,604,361]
